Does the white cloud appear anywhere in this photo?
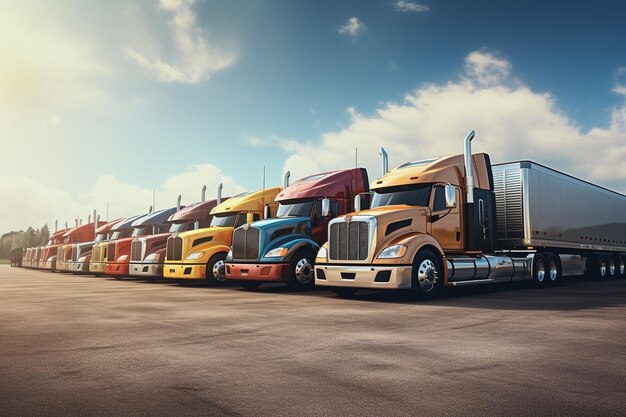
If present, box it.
[0,164,245,233]
[394,1,430,13]
[124,0,236,84]
[281,50,626,193]
[613,85,626,96]
[338,17,366,38]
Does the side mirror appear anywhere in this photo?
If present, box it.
[246,212,255,224]
[321,198,331,217]
[263,204,271,219]
[354,195,362,212]
[445,184,457,208]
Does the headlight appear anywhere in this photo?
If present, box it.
[144,253,160,263]
[117,255,128,262]
[377,244,407,259]
[186,251,204,260]
[317,246,327,259]
[77,256,87,263]
[265,247,288,258]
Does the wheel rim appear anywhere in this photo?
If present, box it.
[212,259,226,281]
[620,258,625,275]
[548,260,558,282]
[609,259,616,276]
[294,258,313,285]
[600,259,607,277]
[536,260,545,282]
[417,259,438,292]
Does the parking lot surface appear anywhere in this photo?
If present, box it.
[0,265,625,416]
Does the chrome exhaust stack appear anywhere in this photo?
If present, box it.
[217,183,223,205]
[55,220,58,232]
[201,185,206,203]
[93,209,97,237]
[380,147,388,176]
[148,205,153,214]
[177,195,182,211]
[283,171,291,188]
[464,130,476,204]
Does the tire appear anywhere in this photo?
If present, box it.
[240,281,262,291]
[545,253,561,285]
[408,249,444,299]
[607,255,618,279]
[332,288,358,298]
[586,254,608,280]
[618,255,626,279]
[205,253,227,286]
[286,249,316,291]
[532,253,548,287]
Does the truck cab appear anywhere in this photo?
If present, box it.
[225,168,370,290]
[38,228,70,270]
[56,219,107,272]
[163,187,282,285]
[129,192,222,281]
[104,208,179,278]
[89,215,144,275]
[71,218,124,274]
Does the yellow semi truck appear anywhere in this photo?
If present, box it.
[163,186,281,285]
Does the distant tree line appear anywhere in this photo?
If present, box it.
[0,224,50,259]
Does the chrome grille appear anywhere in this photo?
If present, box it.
[232,227,260,260]
[71,246,78,262]
[131,240,143,262]
[329,221,369,261]
[167,236,183,261]
[92,245,101,262]
[107,242,116,262]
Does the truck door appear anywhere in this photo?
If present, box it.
[430,185,463,251]
[311,199,340,244]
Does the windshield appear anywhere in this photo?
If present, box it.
[277,200,314,218]
[371,184,432,208]
[131,227,145,237]
[210,213,237,227]
[95,233,107,242]
[169,222,192,233]
[110,230,130,240]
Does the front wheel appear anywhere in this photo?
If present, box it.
[408,249,443,299]
[287,249,316,291]
[205,253,227,286]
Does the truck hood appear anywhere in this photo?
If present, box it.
[339,205,429,236]
[251,216,312,240]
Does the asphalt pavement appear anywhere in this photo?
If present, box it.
[0,265,625,416]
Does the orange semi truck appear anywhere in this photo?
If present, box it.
[315,130,626,298]
[129,186,223,281]
[56,217,107,272]
[89,214,145,275]
[71,216,124,273]
[225,169,370,290]
[104,206,180,278]
[38,223,70,271]
[163,186,281,285]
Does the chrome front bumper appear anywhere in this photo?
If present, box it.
[315,264,413,289]
[129,262,163,277]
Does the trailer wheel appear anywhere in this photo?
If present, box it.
[618,255,626,279]
[607,255,617,279]
[331,288,358,298]
[287,249,316,291]
[586,255,608,280]
[545,254,561,285]
[409,249,443,299]
[532,254,548,287]
[205,253,227,286]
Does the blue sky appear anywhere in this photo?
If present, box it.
[1,0,626,231]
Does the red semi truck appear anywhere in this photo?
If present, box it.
[225,169,370,290]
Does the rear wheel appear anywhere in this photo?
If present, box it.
[205,253,227,286]
[586,254,608,280]
[618,255,626,279]
[545,253,561,285]
[532,254,548,287]
[607,255,617,279]
[287,249,316,291]
[408,249,443,299]
[331,288,358,298]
